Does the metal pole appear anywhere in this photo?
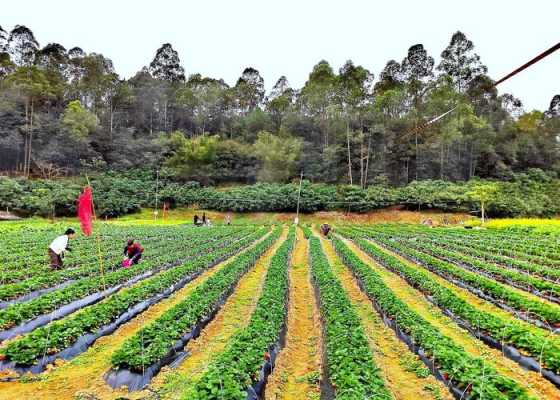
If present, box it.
[295,171,303,225]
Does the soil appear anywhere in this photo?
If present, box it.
[149,229,288,399]
[344,237,560,399]
[0,232,275,400]
[318,232,453,400]
[264,228,322,400]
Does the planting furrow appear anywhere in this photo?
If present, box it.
[0,235,258,400]
[187,227,296,400]
[339,229,560,395]
[0,228,268,371]
[332,236,536,400]
[367,229,560,303]
[361,230,560,328]
[0,229,251,339]
[149,228,289,400]
[0,227,242,301]
[105,227,284,391]
[264,227,323,400]
[317,233,452,400]
[307,236,391,399]
[365,226,560,281]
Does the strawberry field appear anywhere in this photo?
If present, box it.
[0,221,559,399]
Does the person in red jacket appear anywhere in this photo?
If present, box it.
[124,239,144,265]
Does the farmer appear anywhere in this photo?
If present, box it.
[48,228,76,269]
[320,223,331,237]
[124,239,144,265]
[224,214,231,226]
[194,214,200,226]
[202,213,207,225]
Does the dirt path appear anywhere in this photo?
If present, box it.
[148,229,288,399]
[317,233,452,400]
[342,237,560,400]
[264,228,322,400]
[0,231,276,400]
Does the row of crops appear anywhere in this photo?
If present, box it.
[0,221,559,399]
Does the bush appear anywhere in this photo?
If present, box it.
[1,169,559,218]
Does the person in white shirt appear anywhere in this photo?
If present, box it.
[48,228,76,269]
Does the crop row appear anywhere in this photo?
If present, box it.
[110,227,283,372]
[359,229,560,326]
[0,227,244,300]
[0,227,211,283]
[0,228,269,366]
[0,225,202,267]
[363,228,560,300]
[379,226,560,279]
[0,229,253,330]
[190,227,296,399]
[332,235,533,400]
[308,236,391,399]
[340,229,560,376]
[421,227,560,262]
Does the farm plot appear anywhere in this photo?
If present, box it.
[0,221,559,400]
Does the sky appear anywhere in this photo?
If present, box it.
[2,0,559,111]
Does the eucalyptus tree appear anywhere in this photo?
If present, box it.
[234,67,265,115]
[299,60,338,148]
[438,31,487,93]
[266,76,294,129]
[5,66,55,176]
[8,25,39,67]
[400,43,435,180]
[148,43,186,132]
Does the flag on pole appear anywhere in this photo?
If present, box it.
[77,186,94,236]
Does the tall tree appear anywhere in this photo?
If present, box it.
[299,60,337,147]
[337,60,374,186]
[266,76,294,129]
[234,67,265,115]
[0,26,8,53]
[400,44,435,181]
[8,25,39,67]
[438,31,487,93]
[148,43,185,82]
[5,66,54,175]
[545,94,560,118]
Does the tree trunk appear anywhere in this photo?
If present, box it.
[27,99,34,178]
[415,131,419,181]
[440,141,444,179]
[364,134,371,189]
[346,119,353,185]
[359,134,364,188]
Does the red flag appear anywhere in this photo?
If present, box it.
[77,186,94,236]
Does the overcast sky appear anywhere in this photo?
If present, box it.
[3,0,559,111]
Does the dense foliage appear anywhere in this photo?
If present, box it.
[1,168,558,218]
[1,25,559,187]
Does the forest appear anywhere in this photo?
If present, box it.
[1,24,559,188]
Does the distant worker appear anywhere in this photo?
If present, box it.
[225,214,231,226]
[123,239,144,266]
[194,214,200,226]
[202,213,207,225]
[48,228,76,269]
[320,223,331,237]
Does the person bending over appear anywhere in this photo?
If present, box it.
[124,239,144,265]
[48,228,76,269]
